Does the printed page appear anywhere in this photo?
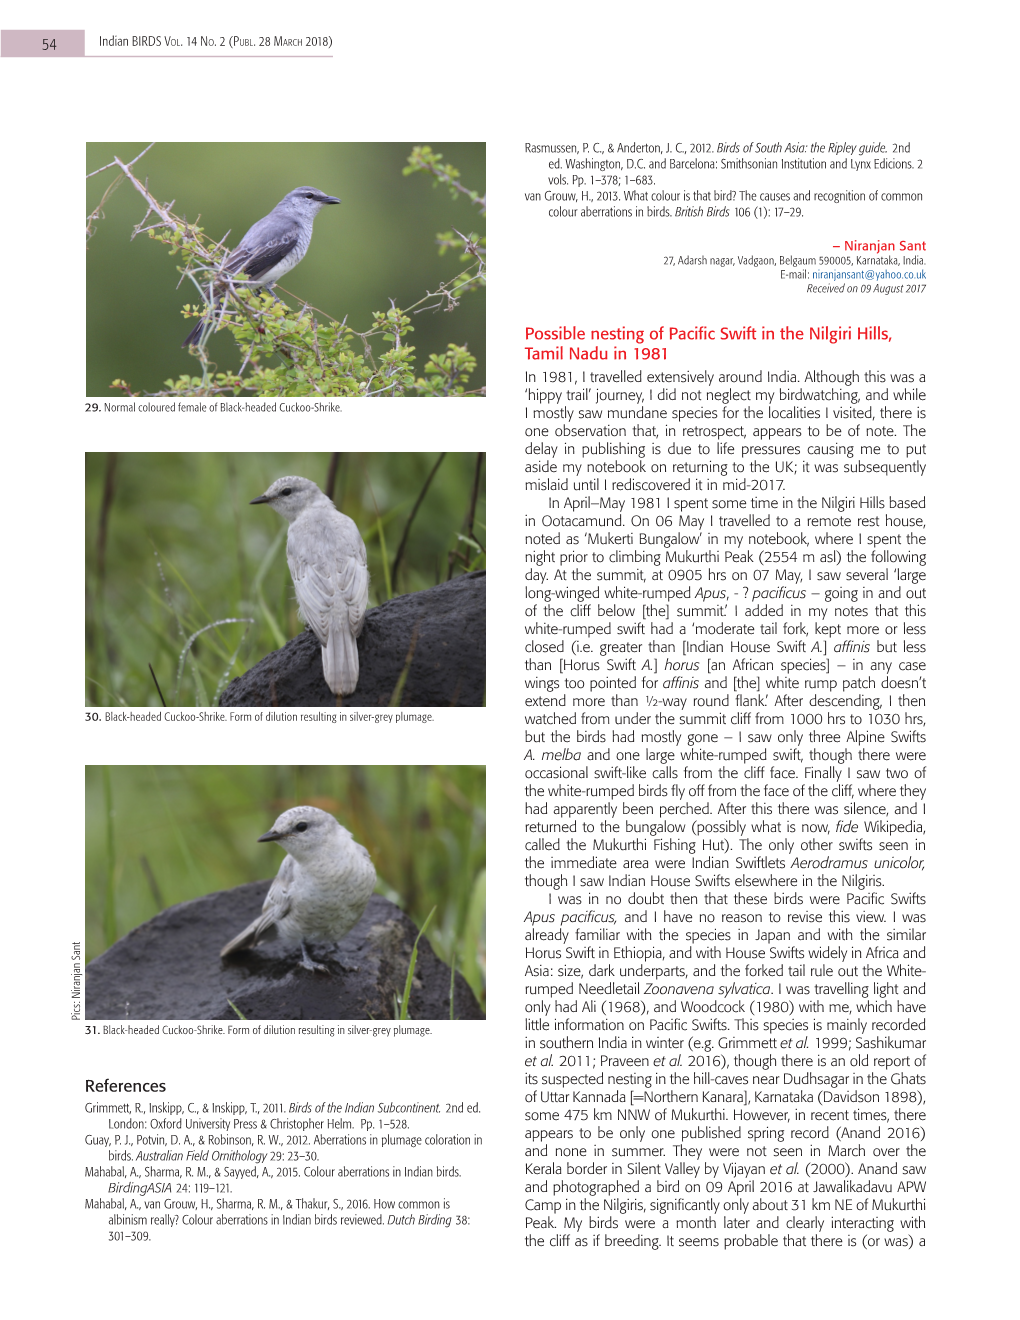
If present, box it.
[4,3,1013,1315]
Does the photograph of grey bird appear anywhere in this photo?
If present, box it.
[182,186,340,348]
[251,476,369,696]
[220,806,377,972]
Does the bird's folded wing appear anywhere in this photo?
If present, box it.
[219,864,293,958]
[289,540,370,644]
[289,553,335,647]
[223,218,300,283]
[337,555,371,638]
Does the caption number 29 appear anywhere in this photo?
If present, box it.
[86,402,99,412]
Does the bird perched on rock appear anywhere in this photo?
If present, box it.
[182,186,340,348]
[220,806,377,972]
[251,476,369,696]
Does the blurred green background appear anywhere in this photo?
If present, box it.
[86,142,486,395]
[85,764,486,1009]
[85,451,486,706]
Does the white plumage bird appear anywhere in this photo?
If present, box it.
[220,806,377,972]
[251,476,369,696]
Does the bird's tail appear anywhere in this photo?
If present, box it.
[182,316,209,349]
[323,623,360,696]
[220,915,266,959]
[182,295,225,349]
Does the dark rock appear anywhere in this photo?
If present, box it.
[220,571,485,707]
[84,886,483,1021]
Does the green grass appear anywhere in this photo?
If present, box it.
[397,906,436,1020]
[86,452,485,706]
[85,765,486,1010]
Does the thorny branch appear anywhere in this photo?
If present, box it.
[412,154,486,215]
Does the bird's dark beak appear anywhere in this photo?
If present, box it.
[325,195,341,205]
[250,495,272,505]
[257,829,284,842]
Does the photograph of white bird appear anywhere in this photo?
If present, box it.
[220,806,377,972]
[251,476,369,695]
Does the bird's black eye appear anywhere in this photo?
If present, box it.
[294,822,308,832]
[280,487,293,496]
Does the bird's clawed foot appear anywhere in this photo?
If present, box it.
[298,941,332,974]
[295,941,360,975]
